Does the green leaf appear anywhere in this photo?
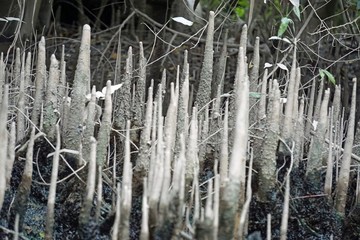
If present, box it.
[319,69,336,84]
[277,17,293,37]
[249,92,262,99]
[235,7,246,18]
[293,6,301,20]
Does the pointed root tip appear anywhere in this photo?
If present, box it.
[40,36,46,45]
[83,24,91,31]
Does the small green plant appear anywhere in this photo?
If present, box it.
[234,0,250,19]
[319,68,336,85]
